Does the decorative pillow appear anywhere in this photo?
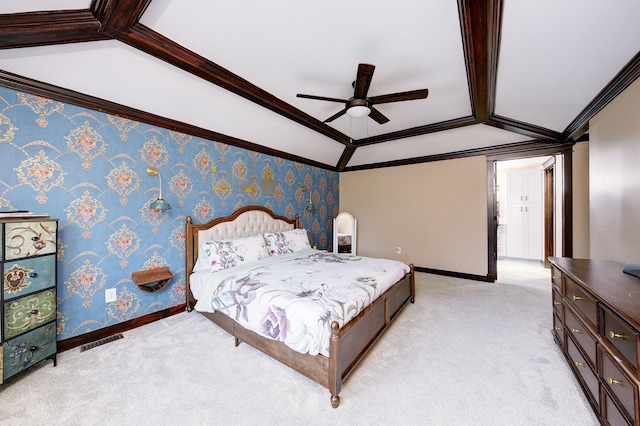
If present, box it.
[201,235,268,272]
[264,229,311,256]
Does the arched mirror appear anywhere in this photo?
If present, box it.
[333,212,357,255]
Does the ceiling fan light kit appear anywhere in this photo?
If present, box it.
[347,105,371,118]
[297,63,429,124]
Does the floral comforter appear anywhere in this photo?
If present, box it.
[190,249,410,356]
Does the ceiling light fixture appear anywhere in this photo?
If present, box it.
[346,105,371,118]
[346,98,371,118]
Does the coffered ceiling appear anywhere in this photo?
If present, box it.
[0,1,639,171]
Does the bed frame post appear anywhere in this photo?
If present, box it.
[185,216,194,311]
[328,321,341,408]
[410,264,416,303]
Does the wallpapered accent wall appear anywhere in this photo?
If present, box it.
[0,87,339,341]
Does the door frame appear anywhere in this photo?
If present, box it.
[486,146,573,282]
[543,158,555,268]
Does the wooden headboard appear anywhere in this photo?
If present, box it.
[185,206,300,308]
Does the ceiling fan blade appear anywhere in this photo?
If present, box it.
[353,63,375,99]
[297,93,347,103]
[369,89,429,105]
[324,108,347,123]
[368,107,390,124]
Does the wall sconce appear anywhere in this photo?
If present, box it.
[146,166,171,211]
[300,186,315,213]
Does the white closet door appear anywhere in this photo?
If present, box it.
[504,169,543,260]
[506,204,525,258]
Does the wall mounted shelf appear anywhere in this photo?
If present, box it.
[131,266,173,293]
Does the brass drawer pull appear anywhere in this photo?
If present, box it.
[553,301,561,306]
[608,331,629,340]
[571,295,586,301]
[574,361,587,368]
[571,328,584,334]
[607,377,627,386]
[554,326,562,331]
[552,275,560,280]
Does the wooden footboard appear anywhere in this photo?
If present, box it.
[329,264,415,407]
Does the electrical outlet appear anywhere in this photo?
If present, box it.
[105,288,117,303]
[396,247,401,254]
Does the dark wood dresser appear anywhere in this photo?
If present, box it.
[549,257,640,426]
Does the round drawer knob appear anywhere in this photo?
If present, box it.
[607,377,626,386]
[609,330,628,340]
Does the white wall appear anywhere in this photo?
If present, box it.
[589,77,640,263]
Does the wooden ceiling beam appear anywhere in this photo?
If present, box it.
[92,0,153,33]
[111,24,351,146]
[0,10,109,49]
[487,116,562,142]
[344,140,573,172]
[352,116,477,146]
[458,0,502,123]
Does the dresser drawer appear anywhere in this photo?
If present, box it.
[553,313,564,348]
[567,335,600,410]
[603,307,639,373]
[552,289,563,320]
[3,254,56,299]
[564,276,597,327]
[3,289,56,340]
[551,266,563,293]
[2,322,56,380]
[601,349,638,425]
[565,306,597,368]
[604,390,633,426]
[3,220,57,261]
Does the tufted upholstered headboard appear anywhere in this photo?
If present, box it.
[185,206,300,308]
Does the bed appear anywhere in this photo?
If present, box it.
[185,206,415,407]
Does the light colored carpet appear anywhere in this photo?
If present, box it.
[0,271,599,426]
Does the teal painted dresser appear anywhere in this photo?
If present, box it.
[1,217,58,383]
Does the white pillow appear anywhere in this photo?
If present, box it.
[200,235,268,272]
[264,229,311,256]
[193,244,212,272]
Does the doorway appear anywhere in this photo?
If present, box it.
[486,147,573,283]
[495,157,554,283]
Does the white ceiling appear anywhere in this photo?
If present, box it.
[0,1,639,171]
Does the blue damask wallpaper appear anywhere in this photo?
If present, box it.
[0,86,339,341]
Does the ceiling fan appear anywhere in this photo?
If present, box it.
[297,63,428,124]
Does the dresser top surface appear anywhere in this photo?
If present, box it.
[550,257,640,329]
